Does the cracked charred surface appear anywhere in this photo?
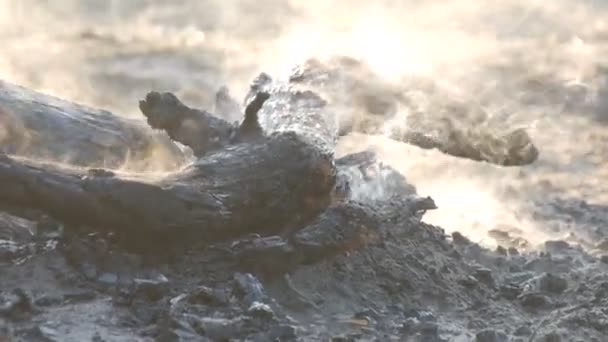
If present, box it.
[0,130,336,247]
[0,80,186,171]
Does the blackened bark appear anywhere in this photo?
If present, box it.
[0,80,186,171]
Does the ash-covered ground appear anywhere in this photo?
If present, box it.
[2,1,608,341]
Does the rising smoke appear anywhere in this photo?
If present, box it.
[1,0,608,248]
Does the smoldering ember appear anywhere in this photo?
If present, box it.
[0,56,606,342]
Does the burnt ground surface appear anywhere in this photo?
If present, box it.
[3,1,608,341]
[2,182,608,342]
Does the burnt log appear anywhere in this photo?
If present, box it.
[0,69,439,259]
[0,79,186,171]
[0,84,338,245]
[289,56,539,166]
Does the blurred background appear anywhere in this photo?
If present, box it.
[2,0,608,251]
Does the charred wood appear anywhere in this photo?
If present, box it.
[0,80,186,171]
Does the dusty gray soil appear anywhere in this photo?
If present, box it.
[2,186,608,341]
[2,1,608,341]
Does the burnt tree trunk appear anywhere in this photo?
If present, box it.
[0,80,186,171]
[0,82,338,245]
